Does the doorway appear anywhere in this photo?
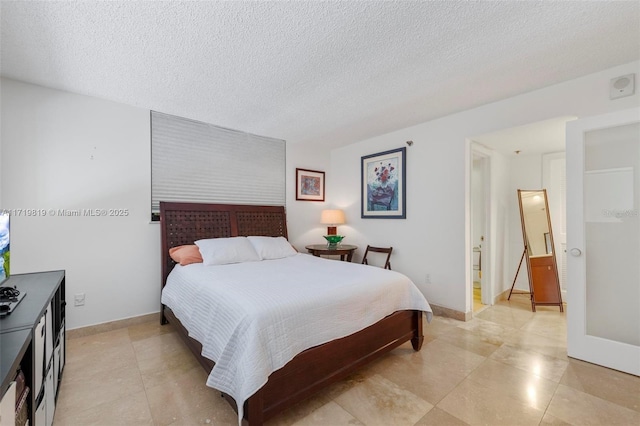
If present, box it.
[467,116,575,317]
[470,144,491,313]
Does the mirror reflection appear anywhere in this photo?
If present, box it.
[515,189,563,312]
[519,190,552,256]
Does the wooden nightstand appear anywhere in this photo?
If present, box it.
[305,244,357,262]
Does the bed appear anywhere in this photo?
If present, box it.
[159,201,431,425]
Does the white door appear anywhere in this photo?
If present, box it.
[566,107,640,376]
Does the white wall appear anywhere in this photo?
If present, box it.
[1,78,159,330]
[285,143,331,251]
[327,61,640,314]
[487,149,510,303]
[467,146,511,307]
[507,154,545,292]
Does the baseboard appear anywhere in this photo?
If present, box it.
[429,303,471,322]
[67,312,157,339]
[68,303,473,338]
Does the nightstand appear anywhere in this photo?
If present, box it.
[305,244,357,262]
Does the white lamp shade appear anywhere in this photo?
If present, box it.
[320,209,345,225]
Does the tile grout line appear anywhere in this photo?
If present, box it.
[129,329,157,425]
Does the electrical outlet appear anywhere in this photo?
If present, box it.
[425,274,431,284]
[74,293,85,307]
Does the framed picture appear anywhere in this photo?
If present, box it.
[296,168,325,201]
[361,147,406,218]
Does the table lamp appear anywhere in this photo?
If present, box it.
[321,209,345,247]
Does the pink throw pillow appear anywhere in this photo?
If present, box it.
[169,245,203,266]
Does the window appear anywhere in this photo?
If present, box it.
[151,111,285,220]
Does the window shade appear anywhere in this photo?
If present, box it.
[151,111,285,219]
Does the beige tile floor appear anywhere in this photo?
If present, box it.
[53,295,640,426]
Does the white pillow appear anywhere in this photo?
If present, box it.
[195,237,260,265]
[247,236,297,260]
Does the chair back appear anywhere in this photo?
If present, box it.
[361,245,393,270]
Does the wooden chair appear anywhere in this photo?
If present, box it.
[361,245,393,270]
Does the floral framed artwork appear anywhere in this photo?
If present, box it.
[361,147,406,218]
[296,168,325,201]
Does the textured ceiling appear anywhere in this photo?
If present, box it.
[1,1,639,148]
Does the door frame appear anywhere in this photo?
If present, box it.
[542,151,567,300]
[468,141,493,311]
[566,107,640,376]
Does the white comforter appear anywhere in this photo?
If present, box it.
[161,253,432,420]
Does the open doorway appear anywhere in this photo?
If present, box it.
[470,146,491,313]
[467,116,574,316]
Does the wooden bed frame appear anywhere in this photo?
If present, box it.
[159,201,424,425]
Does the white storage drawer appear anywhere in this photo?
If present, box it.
[33,314,46,399]
[0,381,16,426]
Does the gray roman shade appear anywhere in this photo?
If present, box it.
[151,111,285,219]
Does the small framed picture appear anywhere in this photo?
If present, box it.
[361,147,406,218]
[296,168,325,201]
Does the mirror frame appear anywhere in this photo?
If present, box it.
[517,189,564,312]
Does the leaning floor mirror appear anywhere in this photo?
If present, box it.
[513,189,564,312]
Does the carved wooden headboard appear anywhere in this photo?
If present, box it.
[159,201,288,290]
